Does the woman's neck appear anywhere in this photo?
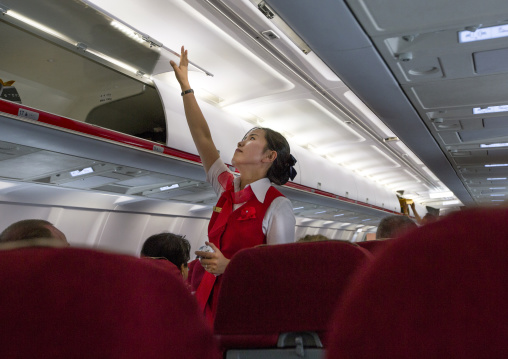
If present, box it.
[236,164,270,190]
[238,172,267,190]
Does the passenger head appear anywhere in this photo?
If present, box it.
[297,234,329,243]
[422,213,438,225]
[376,215,417,240]
[236,127,297,185]
[141,233,191,280]
[0,219,68,245]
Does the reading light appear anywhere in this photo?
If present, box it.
[459,24,508,43]
[485,164,508,167]
[481,143,508,148]
[160,184,179,191]
[70,167,94,177]
[473,105,508,115]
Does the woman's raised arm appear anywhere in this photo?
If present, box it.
[170,47,220,173]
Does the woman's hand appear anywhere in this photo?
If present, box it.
[196,242,230,275]
[170,46,191,90]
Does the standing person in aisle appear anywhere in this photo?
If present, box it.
[170,46,298,324]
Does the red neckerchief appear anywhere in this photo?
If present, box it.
[208,172,255,240]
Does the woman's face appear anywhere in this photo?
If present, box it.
[232,129,273,167]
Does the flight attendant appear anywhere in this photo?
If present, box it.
[170,47,297,324]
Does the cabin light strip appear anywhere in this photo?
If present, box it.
[2,7,152,81]
[473,105,508,115]
[485,163,508,167]
[160,184,179,191]
[480,143,508,148]
[487,177,507,180]
[70,167,94,177]
[459,24,508,43]
[5,10,75,44]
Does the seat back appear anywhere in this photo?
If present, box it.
[0,246,220,359]
[214,241,372,351]
[327,208,508,359]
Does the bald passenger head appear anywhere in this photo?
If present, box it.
[0,219,68,245]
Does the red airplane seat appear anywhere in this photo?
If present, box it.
[214,241,372,358]
[357,238,395,254]
[327,208,508,359]
[0,246,220,359]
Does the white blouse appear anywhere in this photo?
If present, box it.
[206,158,296,245]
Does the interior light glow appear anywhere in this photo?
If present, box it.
[314,210,327,214]
[110,20,145,44]
[70,167,94,177]
[293,206,304,210]
[160,184,179,191]
[490,194,506,196]
[6,10,75,44]
[487,177,507,180]
[334,214,344,217]
[480,143,508,148]
[489,187,506,190]
[473,105,508,115]
[86,48,139,74]
[429,191,454,199]
[485,163,508,167]
[443,200,460,205]
[361,219,371,221]
[459,24,508,43]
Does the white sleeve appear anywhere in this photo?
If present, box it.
[264,197,296,245]
[205,157,231,196]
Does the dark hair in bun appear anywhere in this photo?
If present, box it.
[247,127,297,185]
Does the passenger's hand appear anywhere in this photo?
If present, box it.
[169,46,191,90]
[196,242,230,275]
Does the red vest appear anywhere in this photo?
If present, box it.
[192,185,284,325]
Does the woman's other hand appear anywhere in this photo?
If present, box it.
[170,46,191,90]
[196,242,230,275]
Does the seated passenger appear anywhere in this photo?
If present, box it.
[0,219,69,246]
[297,234,329,242]
[375,215,417,240]
[141,233,191,280]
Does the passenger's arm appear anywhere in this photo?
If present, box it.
[170,47,219,173]
[410,202,423,225]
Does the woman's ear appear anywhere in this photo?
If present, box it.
[262,150,277,163]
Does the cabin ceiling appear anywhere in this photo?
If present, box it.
[266,0,508,207]
[4,0,504,217]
